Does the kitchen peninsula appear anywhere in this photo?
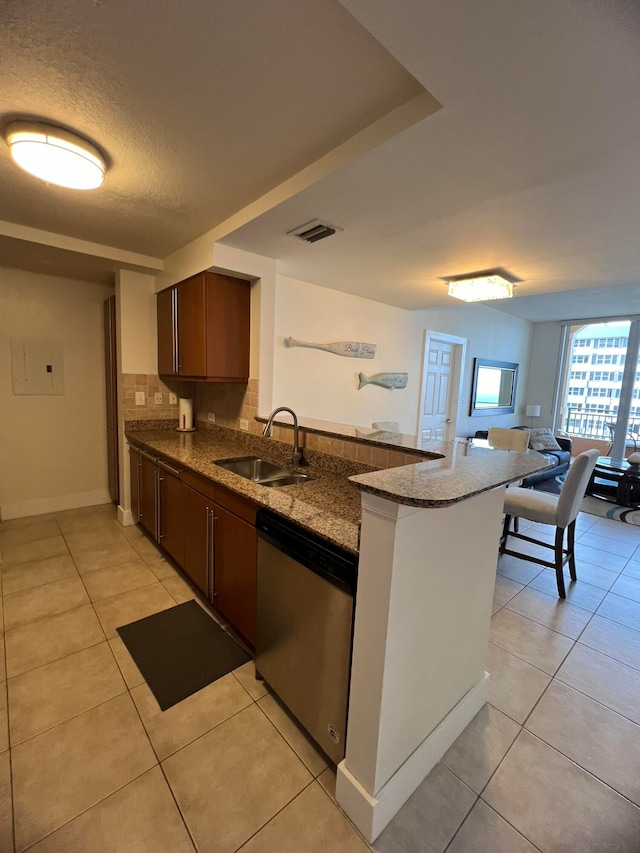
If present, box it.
[125,420,550,842]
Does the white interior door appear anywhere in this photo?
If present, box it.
[418,332,466,442]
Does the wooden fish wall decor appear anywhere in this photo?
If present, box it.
[358,372,408,390]
[284,337,377,359]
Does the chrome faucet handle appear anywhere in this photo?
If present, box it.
[292,447,306,467]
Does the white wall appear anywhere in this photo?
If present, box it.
[117,270,158,375]
[272,276,533,435]
[414,304,534,437]
[526,321,565,429]
[0,267,114,519]
[274,276,419,432]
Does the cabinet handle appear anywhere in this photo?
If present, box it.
[157,459,182,477]
[205,507,211,599]
[210,511,217,600]
[155,471,161,542]
[172,288,179,373]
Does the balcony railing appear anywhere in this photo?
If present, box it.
[563,408,639,451]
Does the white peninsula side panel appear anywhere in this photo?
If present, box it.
[337,485,505,841]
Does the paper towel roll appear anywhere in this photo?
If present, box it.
[178,398,194,430]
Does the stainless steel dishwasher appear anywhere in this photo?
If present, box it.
[255,509,358,764]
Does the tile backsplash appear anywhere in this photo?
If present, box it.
[122,375,422,470]
[121,374,191,422]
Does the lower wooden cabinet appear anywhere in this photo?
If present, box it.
[212,501,257,646]
[157,461,185,567]
[130,449,258,647]
[130,446,184,564]
[129,447,142,524]
[182,484,212,596]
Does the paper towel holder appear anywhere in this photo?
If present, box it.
[176,397,197,432]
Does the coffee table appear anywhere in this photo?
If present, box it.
[587,456,640,508]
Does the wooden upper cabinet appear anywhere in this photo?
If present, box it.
[157,271,250,382]
[157,287,175,376]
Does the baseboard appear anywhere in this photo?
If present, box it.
[1,489,112,521]
[336,672,489,843]
[117,506,136,526]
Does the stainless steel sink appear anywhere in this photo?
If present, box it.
[214,456,314,487]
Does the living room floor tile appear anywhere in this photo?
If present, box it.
[3,576,89,630]
[241,782,369,853]
[27,767,195,853]
[609,573,640,603]
[232,660,270,701]
[1,553,78,596]
[526,679,640,806]
[373,763,475,853]
[572,559,621,590]
[258,692,330,778]
[556,642,640,724]
[0,518,61,550]
[441,704,520,794]
[107,636,144,688]
[574,542,628,574]
[579,614,640,671]
[81,558,157,601]
[446,799,538,853]
[487,643,551,724]
[1,536,69,569]
[162,573,198,604]
[505,585,592,639]
[490,608,573,675]
[527,568,606,611]
[0,684,7,754]
[131,673,252,760]
[54,506,118,535]
[495,555,543,586]
[5,605,105,678]
[578,531,638,557]
[597,591,640,631]
[622,559,640,580]
[12,693,156,851]
[8,642,126,745]
[162,703,312,853]
[492,575,523,609]
[71,539,140,574]
[0,750,12,853]
[92,582,176,639]
[483,730,640,853]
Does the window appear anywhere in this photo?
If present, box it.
[558,320,636,456]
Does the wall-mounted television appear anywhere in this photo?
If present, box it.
[470,358,519,416]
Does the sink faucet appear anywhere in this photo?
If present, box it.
[262,407,306,466]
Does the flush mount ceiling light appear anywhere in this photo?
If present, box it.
[4,121,107,190]
[445,271,515,302]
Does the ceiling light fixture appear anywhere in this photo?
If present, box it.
[4,121,107,190]
[446,272,515,302]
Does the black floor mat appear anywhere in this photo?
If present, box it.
[117,600,251,710]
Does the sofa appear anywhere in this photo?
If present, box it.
[473,426,572,488]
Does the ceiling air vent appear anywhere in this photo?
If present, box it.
[287,219,343,244]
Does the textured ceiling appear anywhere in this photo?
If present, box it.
[1,0,640,321]
[0,0,422,256]
[220,0,640,317]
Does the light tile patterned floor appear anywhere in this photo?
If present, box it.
[2,504,640,851]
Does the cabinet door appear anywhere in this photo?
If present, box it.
[158,465,185,566]
[182,485,212,595]
[177,274,207,377]
[129,447,142,523]
[140,455,157,539]
[157,287,176,376]
[213,503,257,646]
[205,273,250,381]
